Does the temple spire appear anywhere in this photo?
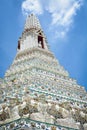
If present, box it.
[17,14,49,52]
[24,13,41,30]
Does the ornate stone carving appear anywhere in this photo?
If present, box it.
[0,110,10,121]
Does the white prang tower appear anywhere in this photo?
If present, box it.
[0,14,87,130]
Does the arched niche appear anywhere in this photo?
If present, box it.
[18,41,20,50]
[38,33,44,49]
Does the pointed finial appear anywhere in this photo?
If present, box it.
[24,13,41,30]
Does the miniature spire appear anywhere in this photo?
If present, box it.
[17,14,49,52]
[24,13,41,30]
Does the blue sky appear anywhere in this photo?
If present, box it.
[0,0,87,91]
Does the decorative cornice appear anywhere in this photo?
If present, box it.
[16,47,54,59]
